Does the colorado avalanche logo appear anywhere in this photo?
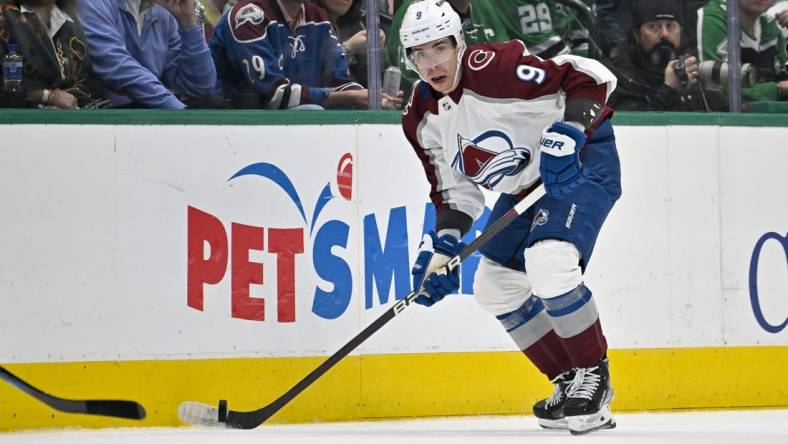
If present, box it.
[235,4,265,27]
[451,130,531,190]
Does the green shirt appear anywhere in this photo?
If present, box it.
[495,0,590,58]
[698,0,788,102]
[385,0,509,95]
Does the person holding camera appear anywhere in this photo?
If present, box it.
[602,0,718,111]
[698,0,788,103]
[594,0,708,59]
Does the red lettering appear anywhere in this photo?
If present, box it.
[231,223,265,321]
[187,206,304,323]
[187,206,228,311]
[268,228,304,322]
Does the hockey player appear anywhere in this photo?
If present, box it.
[386,0,592,101]
[400,0,621,435]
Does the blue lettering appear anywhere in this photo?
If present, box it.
[421,202,490,295]
[312,220,352,319]
[748,232,788,333]
[420,202,436,238]
[364,207,411,308]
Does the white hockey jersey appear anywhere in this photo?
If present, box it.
[402,40,617,222]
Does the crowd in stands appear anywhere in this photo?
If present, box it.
[0,0,786,111]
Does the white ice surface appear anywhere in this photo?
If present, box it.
[1,410,786,444]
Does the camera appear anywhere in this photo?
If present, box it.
[672,55,692,88]
[672,55,756,90]
[697,60,756,90]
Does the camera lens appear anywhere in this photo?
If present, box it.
[698,60,757,89]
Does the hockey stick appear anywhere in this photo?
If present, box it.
[178,184,547,429]
[0,365,146,420]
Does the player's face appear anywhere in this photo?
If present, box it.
[409,38,460,94]
[739,0,774,15]
[637,19,682,52]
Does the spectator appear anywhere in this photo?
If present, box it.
[0,0,104,108]
[77,0,218,109]
[211,0,400,109]
[495,0,590,58]
[698,0,788,103]
[385,0,508,97]
[595,0,708,58]
[604,0,723,111]
[314,0,383,86]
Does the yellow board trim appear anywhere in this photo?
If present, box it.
[1,346,786,431]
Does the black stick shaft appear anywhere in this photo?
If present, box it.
[227,185,545,428]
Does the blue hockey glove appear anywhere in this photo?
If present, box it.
[410,231,464,307]
[538,122,589,199]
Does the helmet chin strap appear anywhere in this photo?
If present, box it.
[446,41,466,93]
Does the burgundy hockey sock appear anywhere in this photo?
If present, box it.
[560,319,608,368]
[496,296,573,379]
[522,329,574,380]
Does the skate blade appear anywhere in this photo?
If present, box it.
[569,417,616,435]
[538,418,568,429]
[567,405,615,435]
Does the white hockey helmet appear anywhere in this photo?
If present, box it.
[399,0,466,73]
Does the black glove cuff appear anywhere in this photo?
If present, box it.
[564,99,604,129]
[436,209,474,238]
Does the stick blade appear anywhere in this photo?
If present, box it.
[85,400,146,420]
[178,401,225,427]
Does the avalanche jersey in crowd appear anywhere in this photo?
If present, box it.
[211,0,361,108]
[402,40,616,222]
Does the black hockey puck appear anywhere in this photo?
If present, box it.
[218,399,228,422]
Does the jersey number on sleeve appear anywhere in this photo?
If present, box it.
[242,55,266,83]
[516,64,546,84]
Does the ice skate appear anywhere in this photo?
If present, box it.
[532,370,574,429]
[564,358,616,435]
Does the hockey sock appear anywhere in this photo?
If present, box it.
[541,284,608,368]
[497,295,573,379]
[523,330,574,379]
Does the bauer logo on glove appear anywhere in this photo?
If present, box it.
[538,122,589,199]
[538,136,567,152]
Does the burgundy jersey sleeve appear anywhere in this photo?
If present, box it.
[402,84,445,212]
[463,40,616,128]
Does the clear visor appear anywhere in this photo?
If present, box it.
[406,38,457,71]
